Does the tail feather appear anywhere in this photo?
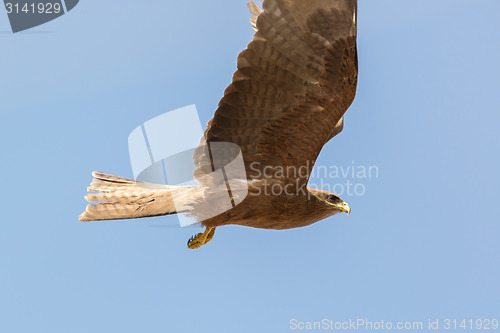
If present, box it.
[80,171,181,222]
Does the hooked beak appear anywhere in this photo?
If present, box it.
[335,202,351,215]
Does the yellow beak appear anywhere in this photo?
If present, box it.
[335,202,351,215]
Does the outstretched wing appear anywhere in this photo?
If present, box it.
[194,0,358,186]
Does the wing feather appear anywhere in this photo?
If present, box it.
[194,0,357,184]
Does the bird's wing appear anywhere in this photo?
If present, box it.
[248,1,263,31]
[194,0,357,186]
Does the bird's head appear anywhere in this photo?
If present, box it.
[310,189,351,215]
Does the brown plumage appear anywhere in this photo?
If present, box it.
[80,0,358,249]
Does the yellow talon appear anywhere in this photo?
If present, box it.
[187,227,216,249]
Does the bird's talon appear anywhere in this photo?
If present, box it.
[187,227,216,250]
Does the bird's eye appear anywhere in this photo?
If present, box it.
[327,195,339,202]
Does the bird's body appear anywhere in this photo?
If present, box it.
[81,0,358,249]
[203,184,347,230]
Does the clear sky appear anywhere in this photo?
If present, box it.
[1,1,499,332]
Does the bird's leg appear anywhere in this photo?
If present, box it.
[187,227,216,249]
[205,227,216,244]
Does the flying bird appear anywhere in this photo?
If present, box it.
[80,0,358,249]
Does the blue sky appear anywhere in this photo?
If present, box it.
[1,1,499,332]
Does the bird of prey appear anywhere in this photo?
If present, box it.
[80,0,358,249]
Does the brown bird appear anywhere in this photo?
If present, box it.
[80,0,358,249]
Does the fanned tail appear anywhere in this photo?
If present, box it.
[80,171,185,221]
